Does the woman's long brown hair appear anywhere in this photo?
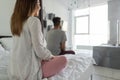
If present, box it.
[11,0,37,36]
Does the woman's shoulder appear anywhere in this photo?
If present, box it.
[27,16,40,23]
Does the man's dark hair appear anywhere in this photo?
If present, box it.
[52,17,61,26]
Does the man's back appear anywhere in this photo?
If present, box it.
[46,29,66,55]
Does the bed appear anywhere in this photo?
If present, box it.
[0,36,94,80]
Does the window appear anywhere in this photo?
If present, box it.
[75,15,89,34]
[73,4,109,49]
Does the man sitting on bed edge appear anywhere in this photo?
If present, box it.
[46,17,75,56]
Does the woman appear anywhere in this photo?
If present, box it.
[9,0,67,80]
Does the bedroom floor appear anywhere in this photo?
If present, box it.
[93,65,120,80]
[75,49,120,80]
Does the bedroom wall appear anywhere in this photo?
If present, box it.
[0,0,15,35]
[108,0,120,45]
[42,0,69,21]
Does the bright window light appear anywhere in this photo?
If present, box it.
[61,21,68,32]
[75,15,89,34]
[73,4,108,48]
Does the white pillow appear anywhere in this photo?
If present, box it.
[0,38,13,51]
[0,44,5,52]
[0,44,5,60]
[0,44,10,68]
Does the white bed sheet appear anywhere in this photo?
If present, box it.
[0,67,9,80]
[0,50,94,80]
[0,51,9,68]
[48,54,93,80]
[0,49,9,80]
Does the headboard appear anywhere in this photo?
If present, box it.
[0,35,12,38]
[0,35,12,50]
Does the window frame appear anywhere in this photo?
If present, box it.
[74,15,90,35]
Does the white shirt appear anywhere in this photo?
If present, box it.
[8,17,53,80]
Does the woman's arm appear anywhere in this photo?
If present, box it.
[29,17,53,60]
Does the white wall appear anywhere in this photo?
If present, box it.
[0,0,15,35]
[43,0,69,21]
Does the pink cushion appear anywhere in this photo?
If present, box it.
[42,56,67,78]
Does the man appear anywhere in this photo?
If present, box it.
[46,17,75,55]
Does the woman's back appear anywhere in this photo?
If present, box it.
[9,17,42,80]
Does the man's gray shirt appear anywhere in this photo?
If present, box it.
[46,29,67,55]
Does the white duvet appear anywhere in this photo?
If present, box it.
[0,49,93,80]
[0,47,10,80]
[48,54,93,80]
[0,50,10,68]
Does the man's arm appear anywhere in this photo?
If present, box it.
[60,41,66,52]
